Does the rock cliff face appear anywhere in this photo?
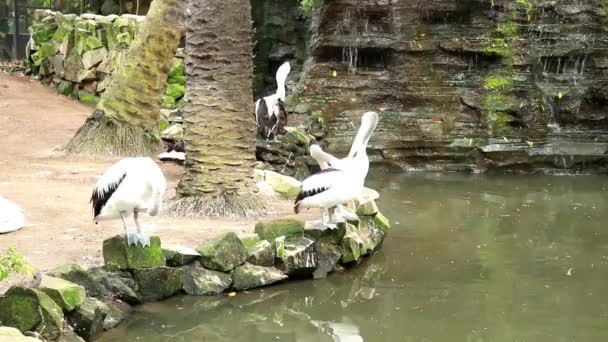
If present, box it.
[291,0,608,173]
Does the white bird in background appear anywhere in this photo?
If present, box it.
[91,157,166,247]
[0,196,25,234]
[294,112,379,228]
[255,61,291,140]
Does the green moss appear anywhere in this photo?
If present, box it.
[39,276,86,312]
[102,235,166,270]
[483,74,514,91]
[78,92,100,106]
[255,219,305,242]
[241,236,262,251]
[57,81,73,96]
[517,0,535,21]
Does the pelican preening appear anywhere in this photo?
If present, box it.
[294,112,379,228]
[0,196,25,234]
[255,61,291,140]
[91,157,166,247]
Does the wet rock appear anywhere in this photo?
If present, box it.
[102,300,132,330]
[69,297,108,342]
[196,232,248,272]
[340,224,368,264]
[102,235,165,270]
[0,286,64,340]
[182,265,232,296]
[58,326,86,342]
[374,212,391,233]
[255,218,305,242]
[276,237,317,276]
[47,264,104,298]
[246,240,276,267]
[0,327,40,342]
[231,263,288,290]
[133,267,184,302]
[37,275,86,312]
[91,268,140,304]
[313,242,341,279]
[356,200,379,216]
[263,170,301,200]
[163,246,200,266]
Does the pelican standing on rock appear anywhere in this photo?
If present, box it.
[255,61,291,140]
[91,157,166,247]
[294,112,379,228]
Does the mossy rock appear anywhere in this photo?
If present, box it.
[182,265,232,296]
[38,275,86,312]
[313,242,341,279]
[240,235,261,252]
[102,235,165,270]
[356,200,379,216]
[78,92,100,106]
[374,212,391,233]
[68,297,108,342]
[196,232,248,272]
[133,267,184,302]
[57,81,74,96]
[47,263,105,298]
[168,58,185,78]
[164,83,184,100]
[255,218,305,242]
[163,246,200,266]
[231,263,287,291]
[246,240,275,267]
[0,286,64,340]
[102,300,132,330]
[275,237,317,276]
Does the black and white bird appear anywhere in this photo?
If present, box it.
[91,157,166,247]
[0,196,25,234]
[294,112,379,228]
[255,61,291,140]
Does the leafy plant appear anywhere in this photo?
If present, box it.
[301,0,321,16]
[0,247,33,281]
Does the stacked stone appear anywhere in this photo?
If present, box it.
[0,202,390,341]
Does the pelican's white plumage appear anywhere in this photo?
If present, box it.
[0,196,25,233]
[295,112,379,228]
[255,61,291,139]
[91,157,166,246]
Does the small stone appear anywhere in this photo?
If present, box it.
[38,275,86,312]
[0,286,64,340]
[133,267,184,302]
[69,297,108,342]
[246,240,275,267]
[182,266,232,296]
[276,237,317,276]
[163,246,200,266]
[47,264,104,299]
[102,300,132,330]
[255,218,305,242]
[102,235,165,270]
[231,263,287,290]
[0,327,40,342]
[313,242,341,279]
[196,232,248,272]
[263,170,301,200]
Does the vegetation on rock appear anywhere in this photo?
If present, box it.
[0,247,32,282]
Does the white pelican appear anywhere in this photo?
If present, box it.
[91,157,166,247]
[294,112,378,228]
[255,61,291,140]
[0,196,25,234]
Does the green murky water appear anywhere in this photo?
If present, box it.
[101,168,608,342]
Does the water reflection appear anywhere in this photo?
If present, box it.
[101,168,608,342]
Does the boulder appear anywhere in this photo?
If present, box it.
[196,232,248,272]
[240,234,261,251]
[0,327,40,342]
[182,266,232,296]
[263,170,301,199]
[69,297,108,342]
[160,123,184,141]
[47,264,104,298]
[38,275,86,312]
[231,263,287,290]
[82,47,108,70]
[102,300,132,330]
[275,237,317,276]
[51,54,65,77]
[102,235,165,270]
[63,49,84,83]
[163,246,200,266]
[56,81,74,96]
[313,242,341,279]
[374,212,391,233]
[254,218,305,242]
[284,127,311,147]
[0,286,64,340]
[246,240,275,267]
[356,200,379,216]
[91,268,140,304]
[133,267,184,302]
[340,224,366,264]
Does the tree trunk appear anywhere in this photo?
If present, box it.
[167,0,265,218]
[63,0,185,156]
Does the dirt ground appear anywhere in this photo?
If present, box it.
[0,73,311,293]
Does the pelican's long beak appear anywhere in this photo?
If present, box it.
[347,112,379,158]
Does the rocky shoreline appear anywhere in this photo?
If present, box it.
[0,207,390,341]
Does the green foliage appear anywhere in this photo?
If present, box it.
[301,0,321,16]
[0,248,33,281]
[483,73,516,91]
[516,0,535,21]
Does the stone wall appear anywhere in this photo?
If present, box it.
[27,10,185,109]
[290,0,608,173]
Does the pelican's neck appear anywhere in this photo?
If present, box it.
[274,62,290,102]
[275,83,286,102]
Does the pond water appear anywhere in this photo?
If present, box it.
[100,167,608,342]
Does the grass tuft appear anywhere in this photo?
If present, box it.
[165,192,269,219]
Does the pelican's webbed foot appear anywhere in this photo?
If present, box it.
[126,233,151,247]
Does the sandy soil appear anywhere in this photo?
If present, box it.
[0,73,311,293]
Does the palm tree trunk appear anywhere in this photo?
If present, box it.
[167,0,266,218]
[63,0,185,156]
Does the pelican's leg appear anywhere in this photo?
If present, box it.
[132,209,151,247]
[325,207,338,230]
[120,211,131,244]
